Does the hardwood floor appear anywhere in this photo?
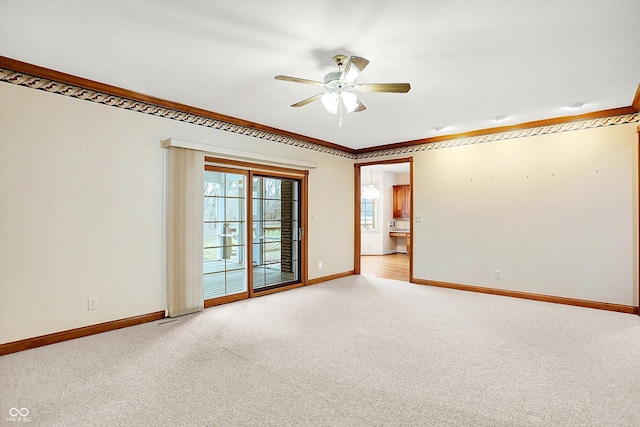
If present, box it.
[361,253,410,282]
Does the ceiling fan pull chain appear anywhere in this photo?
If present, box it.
[338,96,344,127]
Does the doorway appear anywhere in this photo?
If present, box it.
[355,158,413,282]
[203,161,307,307]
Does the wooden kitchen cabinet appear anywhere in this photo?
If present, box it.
[393,185,411,219]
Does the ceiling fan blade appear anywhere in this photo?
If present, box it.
[356,83,411,93]
[352,100,366,113]
[291,93,323,107]
[275,75,324,86]
[340,56,369,82]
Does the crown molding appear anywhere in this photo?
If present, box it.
[0,56,356,159]
[357,106,637,155]
[1,56,637,160]
[633,83,640,112]
[356,108,639,159]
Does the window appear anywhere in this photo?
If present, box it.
[361,198,375,230]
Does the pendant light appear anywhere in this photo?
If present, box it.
[361,167,380,200]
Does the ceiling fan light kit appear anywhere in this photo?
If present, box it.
[320,92,339,114]
[275,54,411,124]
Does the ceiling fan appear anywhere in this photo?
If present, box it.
[275,55,411,120]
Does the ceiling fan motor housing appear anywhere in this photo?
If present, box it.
[324,71,342,84]
[324,71,355,93]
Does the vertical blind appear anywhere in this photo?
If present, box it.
[167,146,205,317]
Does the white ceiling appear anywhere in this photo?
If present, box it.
[1,0,638,150]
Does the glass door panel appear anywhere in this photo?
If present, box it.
[252,175,301,292]
[203,171,247,300]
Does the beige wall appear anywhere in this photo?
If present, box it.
[411,123,638,306]
[0,82,354,344]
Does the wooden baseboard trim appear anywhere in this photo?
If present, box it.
[412,279,639,315]
[308,270,355,286]
[307,270,355,286]
[0,310,166,357]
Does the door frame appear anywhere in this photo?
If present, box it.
[204,156,308,307]
[354,157,414,281]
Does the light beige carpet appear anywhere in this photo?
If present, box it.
[1,275,639,426]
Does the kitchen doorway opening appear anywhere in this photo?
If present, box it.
[355,158,413,282]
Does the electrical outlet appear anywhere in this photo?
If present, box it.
[318,261,323,269]
[87,298,97,310]
[495,270,502,280]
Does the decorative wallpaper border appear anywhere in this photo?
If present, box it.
[1,67,637,161]
[356,112,639,159]
[0,68,356,159]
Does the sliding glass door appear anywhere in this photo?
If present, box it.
[203,163,306,306]
[252,175,301,292]
[203,169,248,301]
